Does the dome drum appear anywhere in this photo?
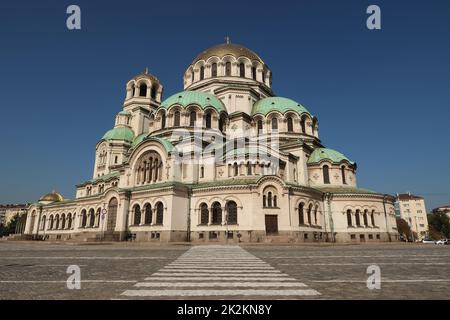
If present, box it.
[184,43,272,90]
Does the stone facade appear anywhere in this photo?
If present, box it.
[23,41,398,243]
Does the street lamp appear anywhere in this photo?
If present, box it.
[101,202,107,241]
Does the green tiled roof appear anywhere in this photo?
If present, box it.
[119,111,131,116]
[90,171,120,183]
[308,148,354,165]
[131,135,174,152]
[121,181,186,192]
[192,178,260,189]
[132,133,147,148]
[76,171,120,188]
[102,127,134,142]
[313,186,378,195]
[252,97,311,116]
[160,91,226,113]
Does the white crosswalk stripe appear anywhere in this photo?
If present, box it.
[121,245,320,298]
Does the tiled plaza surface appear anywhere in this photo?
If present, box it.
[0,241,449,299]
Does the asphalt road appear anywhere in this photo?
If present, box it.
[0,241,449,300]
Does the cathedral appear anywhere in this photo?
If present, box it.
[23,41,399,243]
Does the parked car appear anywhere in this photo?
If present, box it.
[436,239,449,245]
[422,239,436,244]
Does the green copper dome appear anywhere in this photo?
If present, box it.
[102,127,134,142]
[252,97,311,116]
[308,148,355,165]
[160,91,226,113]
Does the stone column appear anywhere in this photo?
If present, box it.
[221,206,226,225]
[140,209,145,226]
[152,208,157,225]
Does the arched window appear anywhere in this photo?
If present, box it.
[287,116,294,132]
[200,66,205,80]
[144,204,152,224]
[371,210,376,226]
[174,111,180,127]
[233,162,238,176]
[134,150,163,185]
[200,203,209,225]
[247,162,252,175]
[211,63,217,77]
[55,215,60,230]
[61,214,66,230]
[271,117,278,131]
[239,63,245,77]
[301,117,306,133]
[161,113,166,129]
[189,111,196,126]
[41,216,46,231]
[347,209,352,227]
[89,209,95,227]
[262,71,266,84]
[298,203,305,225]
[341,166,346,184]
[156,202,164,224]
[49,215,54,230]
[139,83,147,97]
[323,165,330,184]
[267,192,273,207]
[95,208,101,227]
[205,113,212,129]
[226,201,238,225]
[273,195,277,207]
[314,206,318,225]
[211,202,222,224]
[257,119,263,135]
[200,166,204,178]
[225,62,231,76]
[67,214,72,229]
[133,205,141,225]
[191,71,194,82]
[363,210,369,227]
[252,66,257,80]
[219,114,225,132]
[81,210,87,228]
[263,195,267,207]
[355,209,361,226]
[151,86,157,99]
[131,84,135,97]
[307,204,312,224]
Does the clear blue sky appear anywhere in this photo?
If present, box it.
[0,0,449,210]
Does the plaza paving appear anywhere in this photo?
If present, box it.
[0,241,449,299]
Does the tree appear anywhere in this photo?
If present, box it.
[0,214,19,237]
[428,213,450,239]
[396,218,416,241]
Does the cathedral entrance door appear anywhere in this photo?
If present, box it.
[106,198,118,232]
[265,215,278,235]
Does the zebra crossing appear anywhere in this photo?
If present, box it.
[121,245,320,298]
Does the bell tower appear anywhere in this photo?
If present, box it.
[123,69,163,136]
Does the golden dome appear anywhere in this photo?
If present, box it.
[192,43,264,65]
[39,192,64,203]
